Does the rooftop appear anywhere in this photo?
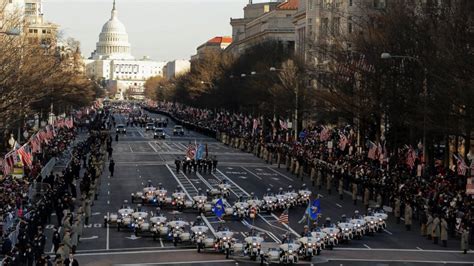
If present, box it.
[277,0,299,10]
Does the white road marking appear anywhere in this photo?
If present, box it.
[328,258,474,264]
[267,167,294,181]
[81,236,99,240]
[138,130,144,137]
[383,229,393,235]
[107,200,110,205]
[416,247,423,250]
[117,260,235,265]
[363,244,371,249]
[241,166,262,180]
[336,203,342,208]
[106,212,110,250]
[148,141,158,153]
[159,238,164,248]
[129,145,133,152]
[241,219,280,243]
[333,247,471,253]
[163,142,173,151]
[107,191,110,195]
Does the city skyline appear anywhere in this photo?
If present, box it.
[43,0,250,61]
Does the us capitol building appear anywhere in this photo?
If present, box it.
[84,1,165,100]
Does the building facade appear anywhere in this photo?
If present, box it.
[191,36,232,61]
[163,59,190,80]
[84,0,165,100]
[225,0,298,56]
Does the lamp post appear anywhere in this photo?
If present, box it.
[270,66,298,140]
[381,52,428,165]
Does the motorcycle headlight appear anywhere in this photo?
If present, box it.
[291,197,294,199]
[252,242,257,246]
[308,243,312,247]
[379,218,382,222]
[304,194,307,197]
[198,231,202,235]
[345,228,349,231]
[316,237,321,241]
[223,188,227,191]
[289,249,293,254]
[371,221,374,224]
[357,224,361,227]
[240,207,244,210]
[176,226,179,230]
[131,223,135,227]
[199,200,203,203]
[223,237,227,241]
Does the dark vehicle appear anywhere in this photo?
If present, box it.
[116,124,126,134]
[154,128,166,139]
[173,125,184,136]
[145,123,155,131]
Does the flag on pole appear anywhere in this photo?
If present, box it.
[212,198,225,218]
[453,154,468,176]
[278,209,289,224]
[338,132,348,151]
[186,144,196,160]
[307,199,321,220]
[195,144,205,160]
[466,177,474,195]
[406,147,416,169]
[17,144,33,168]
[367,141,378,160]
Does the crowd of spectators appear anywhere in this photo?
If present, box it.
[146,102,473,249]
[0,109,111,265]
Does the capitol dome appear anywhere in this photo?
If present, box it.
[93,0,134,60]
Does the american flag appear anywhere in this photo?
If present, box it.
[186,144,196,160]
[338,132,348,151]
[3,151,17,175]
[279,119,288,130]
[17,144,33,168]
[453,154,468,176]
[278,209,289,224]
[320,126,330,141]
[406,147,416,169]
[367,141,378,160]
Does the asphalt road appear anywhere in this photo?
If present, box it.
[43,110,473,265]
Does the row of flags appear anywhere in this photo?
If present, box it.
[1,117,74,176]
[185,143,208,160]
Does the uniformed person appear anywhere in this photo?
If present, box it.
[338,178,344,200]
[461,226,469,254]
[52,227,61,253]
[426,211,433,240]
[363,188,370,210]
[326,172,333,195]
[440,216,448,247]
[351,182,358,205]
[394,198,401,224]
[404,203,413,231]
[175,158,181,173]
[432,214,440,244]
[212,156,218,172]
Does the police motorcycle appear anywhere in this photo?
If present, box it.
[297,184,312,206]
[262,189,278,213]
[154,183,168,207]
[284,185,299,207]
[276,187,289,209]
[171,187,188,211]
[105,201,134,228]
[243,230,264,261]
[279,240,300,265]
[233,197,250,219]
[193,189,211,213]
[350,211,367,240]
[321,218,340,250]
[167,218,191,246]
[373,207,388,231]
[150,210,169,240]
[297,226,321,260]
[215,228,240,259]
[131,180,157,204]
[190,217,214,253]
[132,209,151,236]
[246,193,263,218]
[360,209,379,236]
[310,229,328,252]
[337,215,354,243]
[207,180,231,198]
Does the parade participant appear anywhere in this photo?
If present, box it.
[109,159,115,177]
[64,253,79,266]
[432,214,440,244]
[175,157,181,173]
[440,216,448,247]
[404,203,413,231]
[461,226,469,254]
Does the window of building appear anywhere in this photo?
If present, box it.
[29,29,33,33]
[321,18,329,35]
[349,0,353,6]
[373,0,386,9]
[42,30,46,34]
[323,0,332,9]
[309,0,314,9]
[33,29,38,34]
[332,17,340,35]
[308,18,313,24]
[348,22,353,33]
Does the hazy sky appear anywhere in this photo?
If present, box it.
[42,0,257,61]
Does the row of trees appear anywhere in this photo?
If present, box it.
[144,1,473,165]
[1,3,101,151]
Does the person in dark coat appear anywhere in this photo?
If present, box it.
[64,253,79,266]
[109,159,115,177]
[52,227,61,253]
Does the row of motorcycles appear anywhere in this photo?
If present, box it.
[127,181,312,219]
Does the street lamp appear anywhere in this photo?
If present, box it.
[381,52,428,166]
[0,28,21,36]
